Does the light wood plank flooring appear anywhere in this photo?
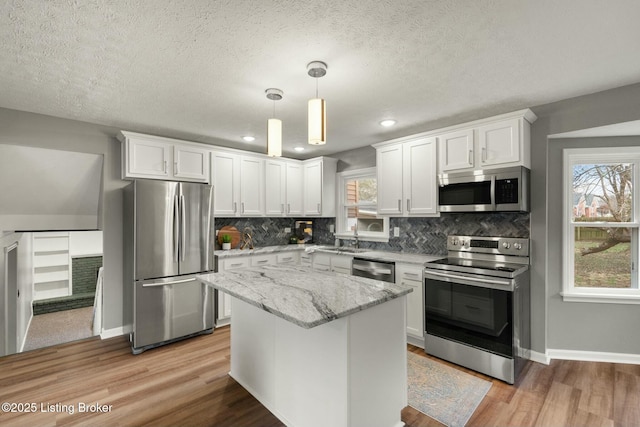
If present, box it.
[1,326,638,426]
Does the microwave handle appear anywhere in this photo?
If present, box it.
[490,175,496,211]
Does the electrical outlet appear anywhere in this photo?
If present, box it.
[393,227,400,237]
[215,229,219,236]
[284,227,291,233]
[329,224,334,233]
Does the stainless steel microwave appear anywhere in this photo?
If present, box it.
[438,166,530,212]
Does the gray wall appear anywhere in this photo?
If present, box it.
[546,136,640,353]
[530,82,640,356]
[0,107,126,332]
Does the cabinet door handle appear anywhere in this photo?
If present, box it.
[164,160,168,174]
[281,203,284,214]
[468,150,473,165]
[230,263,243,267]
[404,272,420,278]
[256,259,268,264]
[407,199,411,212]
[241,202,245,213]
[482,147,487,163]
[398,199,402,212]
[281,256,292,261]
[317,203,321,213]
[174,161,178,175]
[287,203,291,214]
[233,202,237,213]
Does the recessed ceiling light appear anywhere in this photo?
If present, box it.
[242,136,255,142]
[380,119,397,127]
[294,146,305,152]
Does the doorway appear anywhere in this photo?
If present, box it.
[23,231,102,352]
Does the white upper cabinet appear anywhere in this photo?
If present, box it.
[303,157,337,217]
[119,131,209,182]
[211,151,240,216]
[265,159,303,216]
[376,137,437,216]
[477,118,520,167]
[438,129,474,172]
[173,145,209,181]
[239,156,264,216]
[286,162,303,215]
[265,159,286,216]
[437,109,536,173]
[211,151,264,217]
[376,144,404,215]
[403,138,437,215]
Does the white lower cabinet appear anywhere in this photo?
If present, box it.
[397,263,424,345]
[277,251,300,265]
[216,257,250,325]
[217,252,299,325]
[312,252,352,275]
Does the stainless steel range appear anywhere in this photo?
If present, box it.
[423,235,530,384]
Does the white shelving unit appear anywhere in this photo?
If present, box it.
[32,232,71,300]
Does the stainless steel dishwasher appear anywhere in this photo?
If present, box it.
[351,257,396,283]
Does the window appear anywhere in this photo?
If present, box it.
[336,167,389,242]
[563,147,640,304]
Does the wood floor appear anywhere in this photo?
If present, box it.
[0,326,638,427]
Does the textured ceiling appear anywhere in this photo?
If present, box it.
[1,0,640,159]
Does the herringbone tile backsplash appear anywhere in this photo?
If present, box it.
[215,213,529,256]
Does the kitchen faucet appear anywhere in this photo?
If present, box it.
[353,223,359,249]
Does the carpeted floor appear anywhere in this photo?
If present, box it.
[23,306,95,352]
[408,351,492,427]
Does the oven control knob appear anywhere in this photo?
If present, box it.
[503,242,511,249]
[451,238,458,246]
[514,243,522,250]
[460,240,467,247]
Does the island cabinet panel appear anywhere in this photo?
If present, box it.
[229,296,407,427]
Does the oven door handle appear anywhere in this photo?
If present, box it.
[424,269,513,288]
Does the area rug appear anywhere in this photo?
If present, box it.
[407,351,492,427]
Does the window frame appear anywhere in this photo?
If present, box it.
[335,167,389,243]
[562,147,640,304]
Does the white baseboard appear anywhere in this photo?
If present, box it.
[100,326,127,340]
[529,350,550,365]
[547,348,640,365]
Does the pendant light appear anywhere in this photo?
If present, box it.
[307,61,327,145]
[265,88,283,157]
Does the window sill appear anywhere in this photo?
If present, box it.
[560,291,640,305]
[335,232,389,243]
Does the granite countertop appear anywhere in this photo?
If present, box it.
[214,244,305,258]
[215,244,443,265]
[197,264,413,329]
[307,246,443,265]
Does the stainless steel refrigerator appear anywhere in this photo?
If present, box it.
[123,179,215,354]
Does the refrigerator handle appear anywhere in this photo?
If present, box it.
[180,194,186,262]
[174,195,180,262]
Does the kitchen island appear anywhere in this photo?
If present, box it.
[197,264,411,427]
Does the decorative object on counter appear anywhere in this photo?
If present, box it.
[240,227,254,250]
[294,220,313,243]
[221,234,232,250]
[407,351,491,427]
[217,225,241,249]
[307,61,327,145]
[265,88,283,157]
